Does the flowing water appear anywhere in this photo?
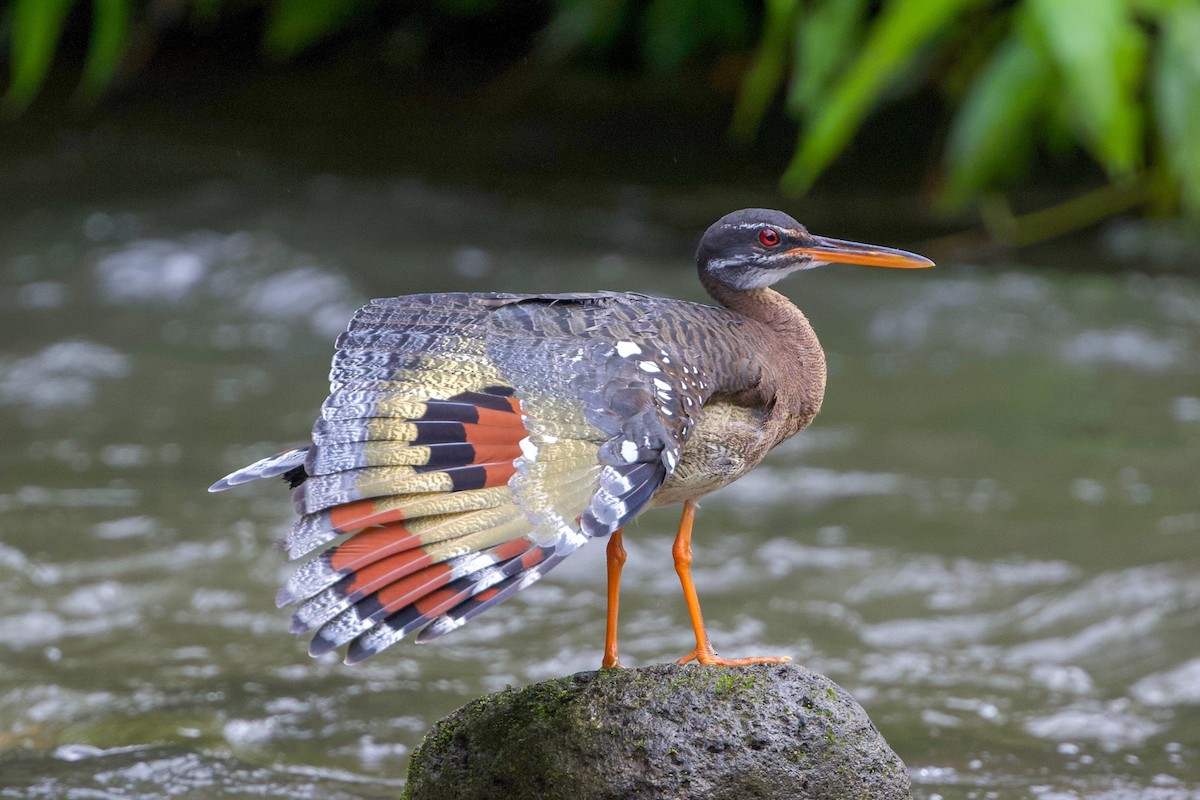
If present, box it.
[0,125,1198,800]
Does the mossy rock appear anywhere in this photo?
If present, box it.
[403,663,910,800]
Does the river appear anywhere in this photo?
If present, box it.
[0,109,1197,799]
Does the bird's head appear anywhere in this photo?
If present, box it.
[696,208,933,291]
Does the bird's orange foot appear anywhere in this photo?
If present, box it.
[600,655,623,670]
[676,647,791,666]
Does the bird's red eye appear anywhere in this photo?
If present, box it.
[758,228,780,247]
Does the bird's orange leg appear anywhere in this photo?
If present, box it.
[673,500,791,667]
[601,528,626,669]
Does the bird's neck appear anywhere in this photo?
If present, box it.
[702,279,827,433]
[702,279,816,344]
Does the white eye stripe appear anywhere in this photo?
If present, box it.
[706,249,810,272]
[726,222,804,236]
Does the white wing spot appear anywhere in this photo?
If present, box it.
[428,616,467,636]
[653,378,672,392]
[603,467,634,493]
[518,571,544,590]
[615,341,642,358]
[556,525,588,553]
[638,361,661,373]
[619,440,638,463]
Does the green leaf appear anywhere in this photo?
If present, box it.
[265,0,360,60]
[642,0,701,71]
[537,0,631,61]
[730,0,799,141]
[642,0,749,72]
[1129,0,1191,17]
[75,0,130,106]
[1025,0,1145,177]
[788,0,868,121]
[941,28,1054,207]
[1152,3,1200,215]
[782,0,984,193]
[2,0,76,115]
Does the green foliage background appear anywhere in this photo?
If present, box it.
[3,0,1199,224]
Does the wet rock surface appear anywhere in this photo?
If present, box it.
[403,663,911,800]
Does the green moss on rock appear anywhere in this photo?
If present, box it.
[403,663,910,800]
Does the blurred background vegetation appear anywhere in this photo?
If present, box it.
[3,6,1200,795]
[2,0,1199,245]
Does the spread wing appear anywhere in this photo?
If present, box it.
[210,291,757,662]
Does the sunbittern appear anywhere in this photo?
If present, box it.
[211,209,933,667]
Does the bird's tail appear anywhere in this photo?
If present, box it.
[208,446,311,492]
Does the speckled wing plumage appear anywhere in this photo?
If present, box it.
[211,291,761,662]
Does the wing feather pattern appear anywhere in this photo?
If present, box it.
[209,291,752,662]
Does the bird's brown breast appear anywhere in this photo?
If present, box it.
[651,290,827,507]
[653,399,774,505]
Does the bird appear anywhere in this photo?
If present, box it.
[209,208,933,668]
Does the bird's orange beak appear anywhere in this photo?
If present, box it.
[787,235,934,269]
